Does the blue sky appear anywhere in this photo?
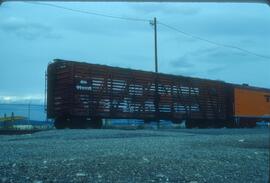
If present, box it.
[0,2,269,104]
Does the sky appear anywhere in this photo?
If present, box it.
[0,1,270,104]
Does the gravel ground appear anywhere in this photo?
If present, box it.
[0,128,269,183]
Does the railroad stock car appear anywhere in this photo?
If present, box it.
[46,59,270,129]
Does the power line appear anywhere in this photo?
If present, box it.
[25,2,270,60]
[24,2,150,22]
[158,21,270,60]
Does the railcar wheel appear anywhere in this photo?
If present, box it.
[54,117,67,129]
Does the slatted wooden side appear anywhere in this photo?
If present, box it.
[47,60,230,122]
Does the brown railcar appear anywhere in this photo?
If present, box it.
[46,59,269,128]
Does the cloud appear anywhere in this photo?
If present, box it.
[166,46,267,78]
[57,15,150,36]
[0,17,61,40]
[174,13,270,37]
[208,49,248,60]
[201,47,269,65]
[129,4,201,16]
[172,46,268,66]
[170,55,194,68]
[167,55,199,76]
[206,66,226,75]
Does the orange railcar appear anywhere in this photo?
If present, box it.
[233,87,270,127]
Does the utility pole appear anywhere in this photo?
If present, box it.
[150,17,158,73]
[151,17,160,129]
[154,17,158,73]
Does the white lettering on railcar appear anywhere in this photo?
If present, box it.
[76,85,92,91]
[80,80,88,84]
